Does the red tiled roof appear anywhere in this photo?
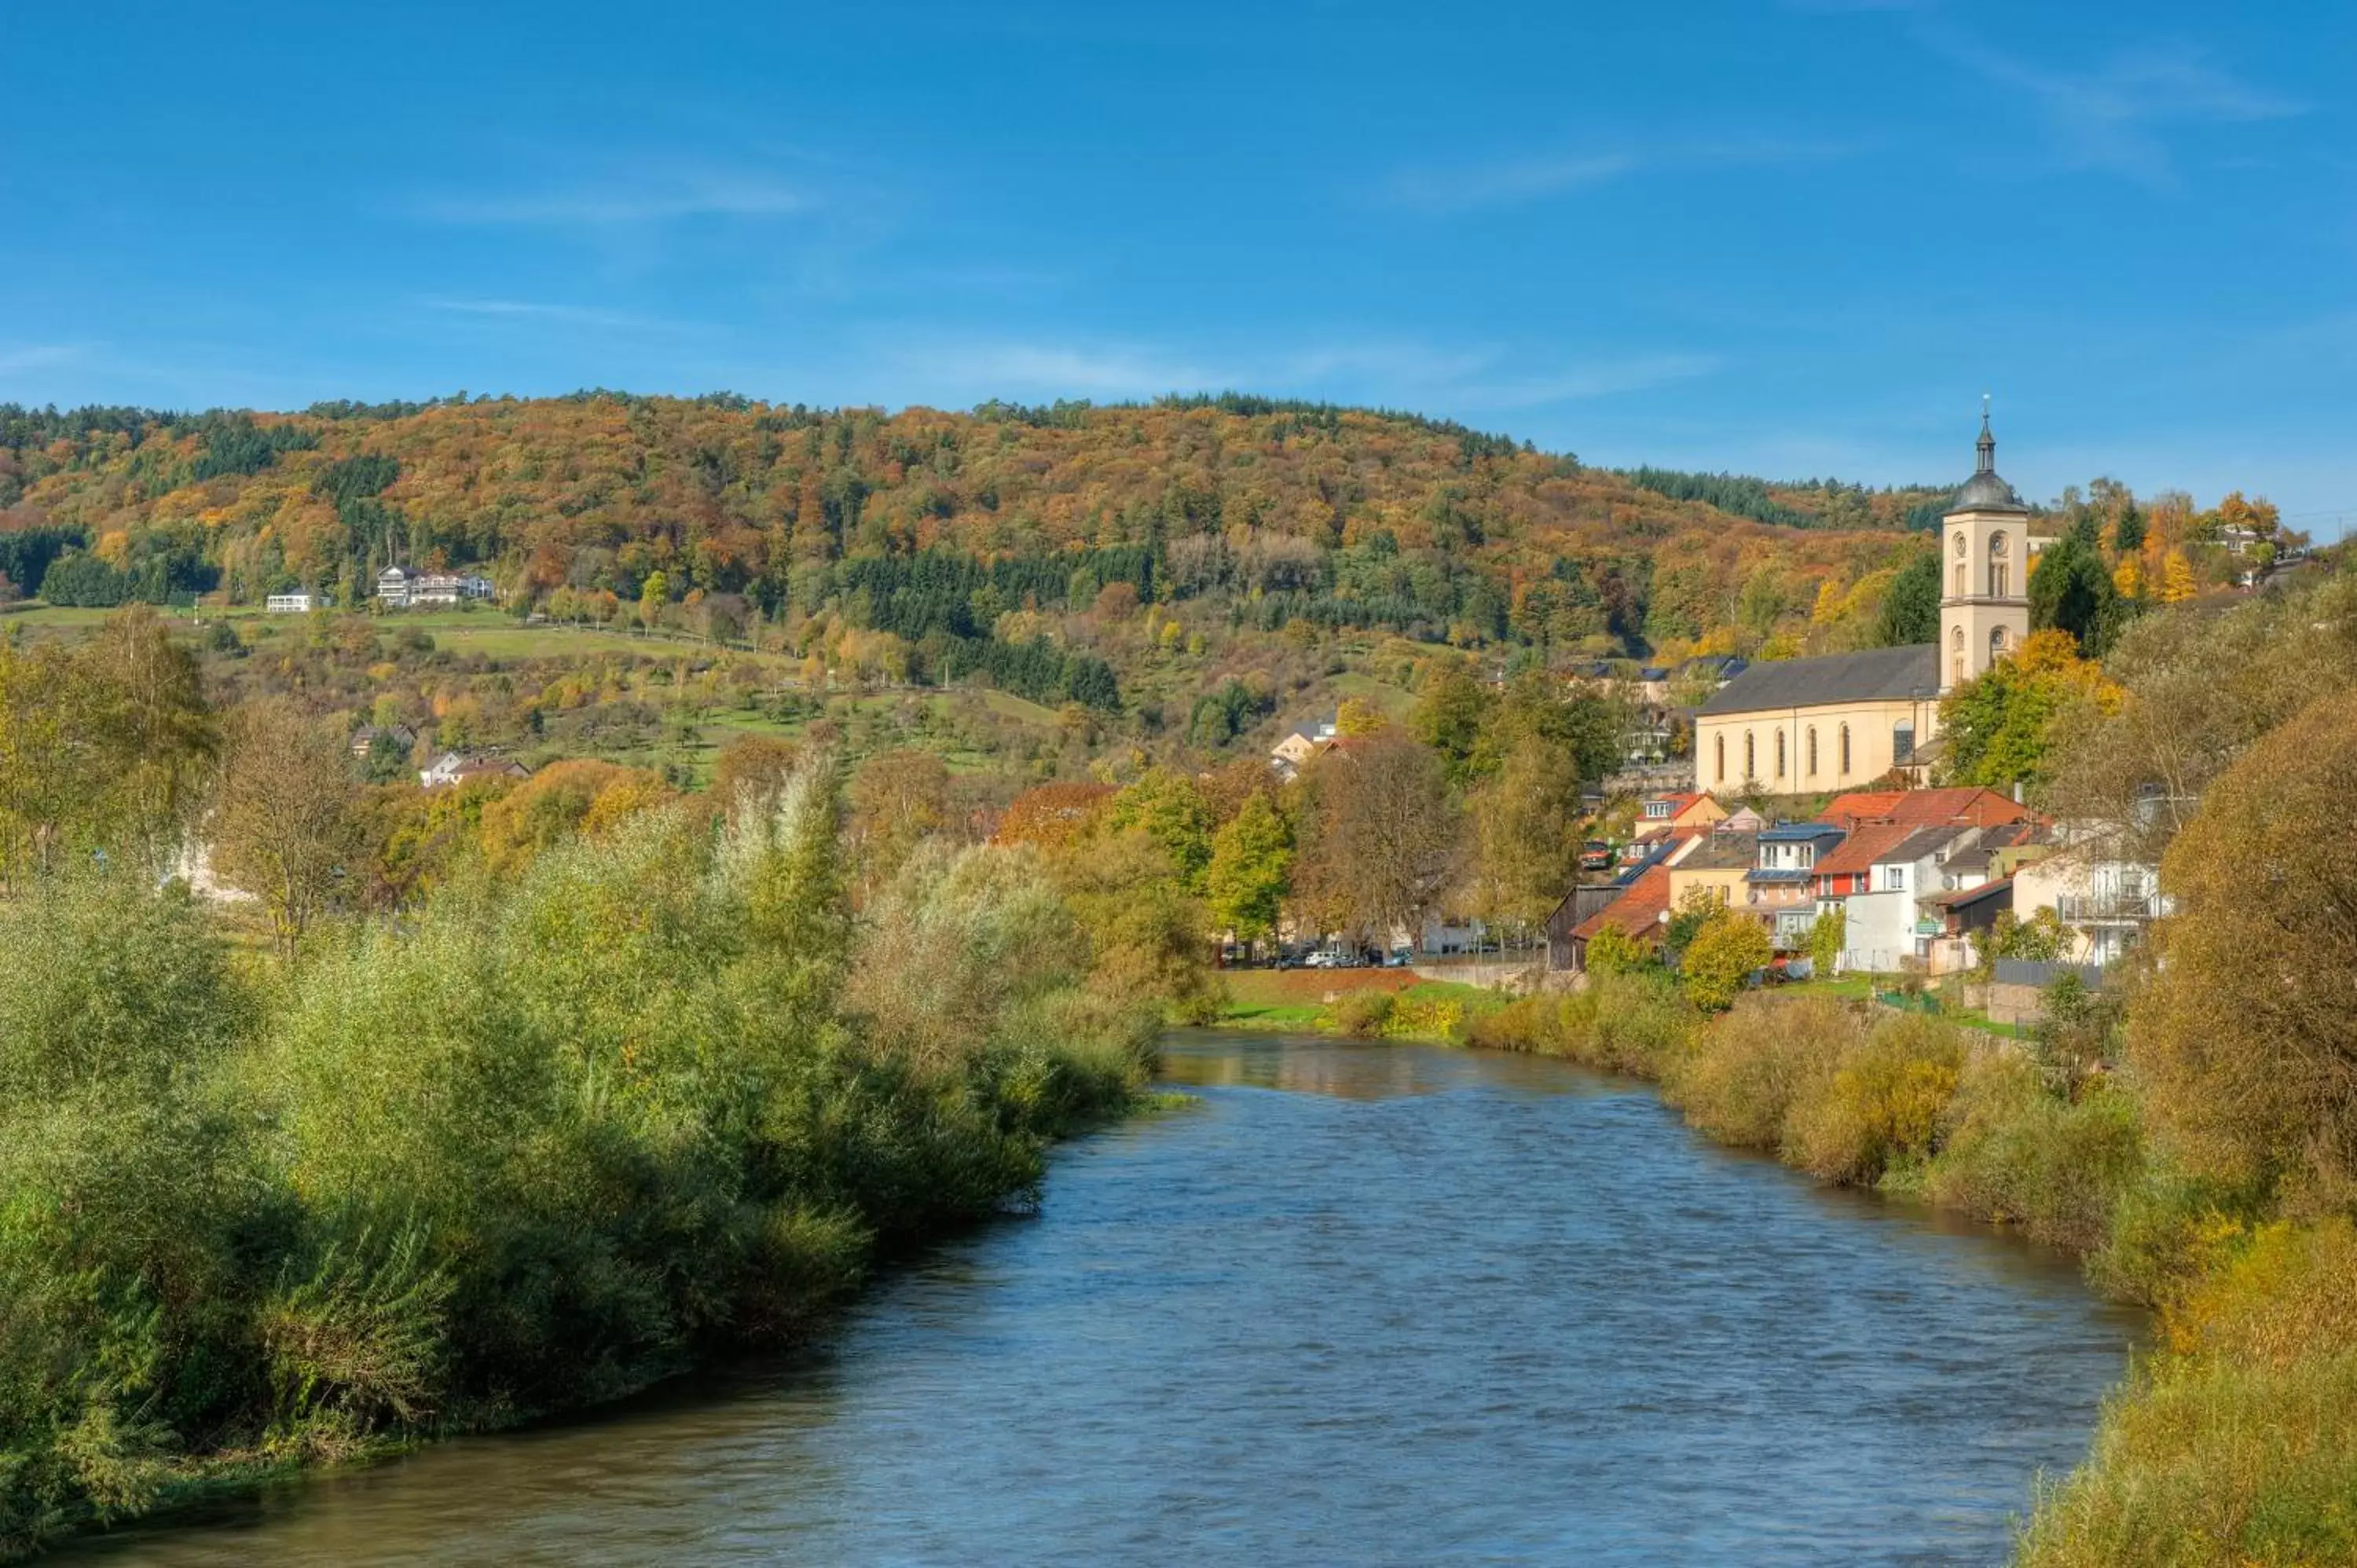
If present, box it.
[1811,819,1922,879]
[1820,786,2038,832]
[1571,863,1675,946]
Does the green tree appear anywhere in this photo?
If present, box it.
[1410,664,1486,784]
[1107,767,1215,892]
[1204,793,1292,954]
[1806,904,1846,976]
[1585,924,1647,976]
[2111,500,2146,556]
[1874,550,1941,647]
[2028,517,2121,655]
[1680,908,1772,1012]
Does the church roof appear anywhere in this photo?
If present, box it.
[1945,405,2028,515]
[1695,644,1937,717]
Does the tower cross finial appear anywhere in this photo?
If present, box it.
[1976,394,1996,474]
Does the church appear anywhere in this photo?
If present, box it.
[1692,412,2033,794]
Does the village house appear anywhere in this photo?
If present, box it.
[350,723,417,758]
[1639,791,1728,832]
[2011,845,2170,966]
[1268,713,1338,780]
[1550,826,1709,970]
[1692,413,2033,795]
[1747,822,1844,950]
[263,591,314,614]
[377,566,495,608]
[418,751,530,789]
[1665,830,1758,913]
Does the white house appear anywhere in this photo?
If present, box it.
[2013,848,2169,966]
[264,591,314,614]
[1832,822,1981,973]
[378,566,495,608]
[418,751,530,790]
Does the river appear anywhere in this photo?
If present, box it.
[70,1031,2139,1566]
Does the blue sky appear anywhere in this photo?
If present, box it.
[4,1,2352,524]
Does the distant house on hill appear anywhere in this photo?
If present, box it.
[419,751,530,789]
[1269,712,1339,780]
[350,723,417,758]
[264,591,313,614]
[377,566,495,608]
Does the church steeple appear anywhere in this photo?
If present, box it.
[1940,401,2031,695]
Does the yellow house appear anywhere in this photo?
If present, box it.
[1666,830,1759,912]
[1692,409,2033,796]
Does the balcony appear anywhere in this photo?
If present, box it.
[2055,892,2167,923]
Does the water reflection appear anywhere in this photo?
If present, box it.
[74,1032,2138,1567]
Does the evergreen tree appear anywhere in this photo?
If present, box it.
[1874,551,1941,646]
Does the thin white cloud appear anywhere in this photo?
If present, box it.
[409,170,809,227]
[420,296,691,332]
[1457,353,1725,408]
[1384,152,1638,214]
[916,340,1230,399]
[867,333,1720,416]
[1922,31,2300,189]
[1381,139,1849,214]
[0,343,82,377]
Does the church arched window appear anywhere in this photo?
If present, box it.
[1894,720,1915,765]
[1806,726,1818,777]
[1775,730,1786,778]
[1989,530,2009,597]
[1744,731,1755,780]
[1715,734,1725,786]
[1951,624,1967,686]
[1839,724,1851,775]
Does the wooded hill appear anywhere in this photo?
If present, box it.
[0,395,1942,675]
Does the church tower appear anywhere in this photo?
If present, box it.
[1937,403,2031,695]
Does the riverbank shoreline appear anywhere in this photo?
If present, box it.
[41,1081,1175,1563]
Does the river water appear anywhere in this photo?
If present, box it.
[73,1031,2138,1566]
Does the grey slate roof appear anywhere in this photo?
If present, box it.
[1948,469,2028,514]
[1695,644,1938,717]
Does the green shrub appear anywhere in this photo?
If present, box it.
[1329,989,1395,1038]
[1663,995,1857,1152]
[1785,1013,1966,1186]
[1926,1057,2147,1255]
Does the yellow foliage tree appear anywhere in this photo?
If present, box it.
[2161,548,2198,604]
[2113,555,2143,599]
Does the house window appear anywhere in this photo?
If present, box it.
[1893,720,1915,765]
[1839,724,1851,775]
[1715,734,1725,785]
[1775,730,1786,778]
[1806,727,1818,776]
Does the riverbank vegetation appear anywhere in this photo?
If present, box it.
[0,614,1188,1560]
